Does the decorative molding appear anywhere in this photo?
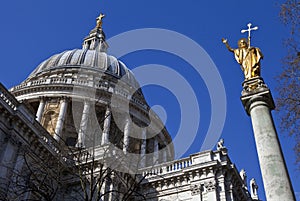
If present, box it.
[191,184,203,195]
[204,180,217,192]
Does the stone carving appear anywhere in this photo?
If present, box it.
[217,138,228,155]
[241,76,268,94]
[191,184,202,195]
[239,169,247,189]
[250,178,259,199]
[204,180,216,192]
[217,138,224,150]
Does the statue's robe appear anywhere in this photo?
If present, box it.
[234,47,263,80]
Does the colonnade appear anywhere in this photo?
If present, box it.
[35,97,170,165]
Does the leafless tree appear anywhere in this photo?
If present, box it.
[1,147,64,201]
[276,0,300,165]
[62,145,148,201]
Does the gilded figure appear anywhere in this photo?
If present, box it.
[222,38,263,80]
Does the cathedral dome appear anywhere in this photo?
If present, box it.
[9,14,174,164]
[27,49,139,89]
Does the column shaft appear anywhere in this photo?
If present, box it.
[162,147,167,163]
[54,99,68,141]
[153,138,159,165]
[101,107,111,145]
[249,100,295,201]
[36,98,45,122]
[76,101,90,147]
[140,128,147,167]
[108,172,115,201]
[123,117,130,154]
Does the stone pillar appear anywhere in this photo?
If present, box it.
[153,138,159,165]
[54,98,68,141]
[76,100,90,147]
[36,98,45,122]
[101,107,111,145]
[140,128,147,167]
[162,147,167,163]
[217,176,227,201]
[103,177,110,201]
[108,172,115,201]
[241,77,295,201]
[123,116,130,154]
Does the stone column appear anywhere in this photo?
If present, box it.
[162,148,167,163]
[123,116,130,154]
[217,176,227,201]
[54,98,68,141]
[241,77,295,201]
[108,172,115,201]
[140,128,147,167]
[101,106,111,145]
[36,97,45,122]
[153,138,159,165]
[76,100,90,147]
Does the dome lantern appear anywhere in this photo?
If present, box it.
[82,13,108,52]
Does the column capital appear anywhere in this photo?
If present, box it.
[38,96,46,101]
[240,77,275,115]
[58,96,70,103]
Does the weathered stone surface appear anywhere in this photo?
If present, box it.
[241,77,295,201]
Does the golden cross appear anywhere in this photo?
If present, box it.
[96,13,105,28]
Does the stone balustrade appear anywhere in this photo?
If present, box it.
[140,156,192,178]
[139,150,229,180]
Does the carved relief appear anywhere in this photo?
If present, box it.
[204,180,216,192]
[191,184,202,195]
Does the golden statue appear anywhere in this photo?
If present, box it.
[96,13,105,28]
[222,23,263,80]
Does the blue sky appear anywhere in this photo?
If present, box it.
[0,0,298,200]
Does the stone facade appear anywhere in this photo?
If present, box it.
[0,83,64,200]
[139,148,255,201]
